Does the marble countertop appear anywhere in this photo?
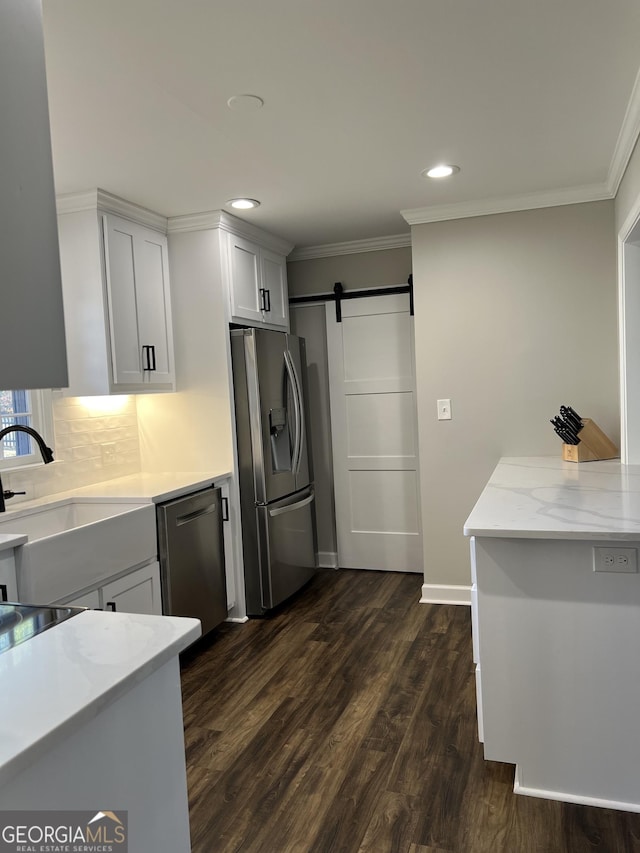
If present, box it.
[0,609,200,787]
[464,456,640,540]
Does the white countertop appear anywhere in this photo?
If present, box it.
[0,469,233,520]
[69,470,233,503]
[0,534,27,553]
[0,609,200,787]
[464,456,640,540]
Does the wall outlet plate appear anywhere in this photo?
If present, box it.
[593,546,638,573]
[101,442,117,466]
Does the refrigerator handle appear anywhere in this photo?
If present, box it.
[284,349,302,475]
[289,352,305,476]
[268,491,314,517]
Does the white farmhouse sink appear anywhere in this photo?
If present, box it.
[0,500,157,604]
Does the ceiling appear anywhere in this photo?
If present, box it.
[41,0,640,251]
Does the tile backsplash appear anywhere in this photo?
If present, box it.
[2,395,141,503]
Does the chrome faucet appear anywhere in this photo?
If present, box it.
[0,426,54,512]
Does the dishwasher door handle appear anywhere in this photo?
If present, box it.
[176,503,217,526]
[268,492,314,517]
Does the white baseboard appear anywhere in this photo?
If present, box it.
[317,551,339,569]
[420,583,471,606]
[513,766,640,813]
[225,616,249,623]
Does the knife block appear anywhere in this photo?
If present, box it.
[562,419,619,462]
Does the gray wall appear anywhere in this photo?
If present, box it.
[412,200,618,588]
[287,246,412,296]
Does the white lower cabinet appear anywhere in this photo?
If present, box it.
[101,562,162,615]
[65,589,101,609]
[0,550,19,603]
[62,561,162,616]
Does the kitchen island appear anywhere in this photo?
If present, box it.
[0,608,200,851]
[465,456,640,812]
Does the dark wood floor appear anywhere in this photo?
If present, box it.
[180,569,640,853]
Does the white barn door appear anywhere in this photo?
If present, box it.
[326,294,423,573]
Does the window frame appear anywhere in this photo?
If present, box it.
[0,389,55,472]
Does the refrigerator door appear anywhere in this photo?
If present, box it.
[232,328,298,504]
[286,334,312,491]
[246,486,317,615]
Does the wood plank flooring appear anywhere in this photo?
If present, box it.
[180,569,640,852]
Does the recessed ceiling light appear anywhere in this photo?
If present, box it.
[422,164,461,179]
[228,198,261,210]
[227,94,264,112]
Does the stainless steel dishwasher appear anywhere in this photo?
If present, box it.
[156,486,227,636]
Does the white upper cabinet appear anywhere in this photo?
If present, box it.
[0,0,68,391]
[260,247,289,328]
[228,235,263,325]
[57,191,175,395]
[226,226,290,331]
[103,214,174,389]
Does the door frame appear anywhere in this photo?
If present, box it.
[618,191,640,463]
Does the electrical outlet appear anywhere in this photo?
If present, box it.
[593,546,638,573]
[101,442,117,466]
[437,399,452,420]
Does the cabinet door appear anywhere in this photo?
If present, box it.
[102,213,175,392]
[135,228,175,388]
[103,214,145,386]
[260,248,289,330]
[64,589,102,609]
[101,561,163,616]
[228,234,263,324]
[0,551,18,603]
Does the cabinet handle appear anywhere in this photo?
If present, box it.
[0,584,7,602]
[106,601,117,612]
[142,345,157,372]
[221,496,229,521]
[260,288,271,312]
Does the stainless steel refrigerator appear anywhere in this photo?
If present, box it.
[231,328,317,615]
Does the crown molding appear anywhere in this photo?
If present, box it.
[56,189,168,232]
[607,65,640,196]
[401,182,613,226]
[288,232,411,262]
[167,209,294,256]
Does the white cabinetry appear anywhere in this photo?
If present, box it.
[103,214,174,389]
[63,561,162,616]
[0,549,19,603]
[57,190,175,395]
[65,589,101,610]
[101,562,162,615]
[227,226,290,330]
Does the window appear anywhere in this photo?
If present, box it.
[0,389,54,470]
